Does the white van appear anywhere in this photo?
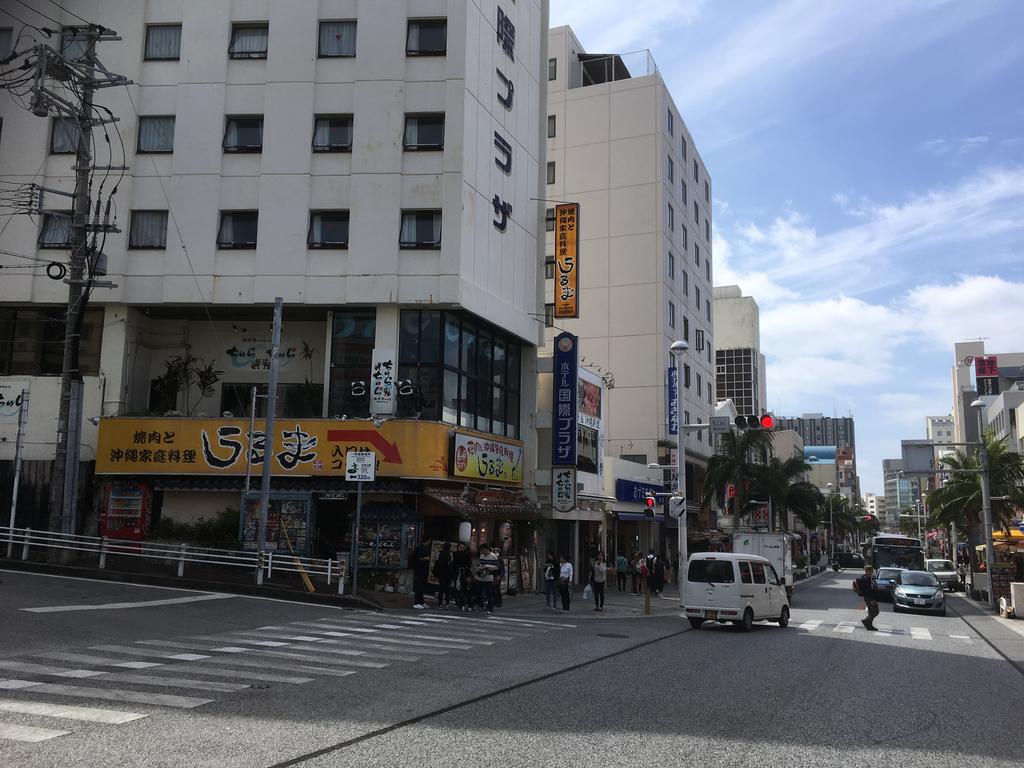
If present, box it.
[683,552,790,632]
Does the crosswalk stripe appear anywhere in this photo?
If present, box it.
[299,635,448,656]
[347,613,536,636]
[797,620,822,631]
[34,652,165,670]
[0,698,147,724]
[292,623,474,650]
[161,638,389,670]
[132,636,414,663]
[0,722,70,742]
[911,627,932,640]
[99,673,248,693]
[832,623,855,634]
[0,680,43,690]
[128,646,356,679]
[136,664,312,685]
[0,681,212,709]
[0,661,108,679]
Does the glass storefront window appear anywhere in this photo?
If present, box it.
[328,309,376,418]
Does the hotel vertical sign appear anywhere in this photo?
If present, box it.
[492,4,516,233]
[552,332,578,467]
[554,203,580,318]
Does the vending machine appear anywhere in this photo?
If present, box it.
[100,481,153,540]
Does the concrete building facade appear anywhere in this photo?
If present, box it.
[713,285,766,419]
[776,413,859,499]
[0,1,550,565]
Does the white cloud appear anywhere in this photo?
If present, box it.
[711,229,796,304]
[919,135,990,157]
[549,0,703,53]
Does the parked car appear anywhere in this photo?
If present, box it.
[833,552,865,569]
[925,559,959,591]
[874,567,904,601]
[683,553,790,632]
[893,570,946,616]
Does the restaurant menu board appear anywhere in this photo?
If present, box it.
[241,497,310,553]
[357,522,417,569]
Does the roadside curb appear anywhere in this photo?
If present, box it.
[0,558,382,610]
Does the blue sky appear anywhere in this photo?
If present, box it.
[551,0,1024,495]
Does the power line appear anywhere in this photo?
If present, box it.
[43,0,91,26]
[11,0,62,27]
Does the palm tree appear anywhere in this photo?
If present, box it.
[927,433,1024,570]
[701,429,774,525]
[753,454,823,531]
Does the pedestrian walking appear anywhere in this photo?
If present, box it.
[411,534,432,609]
[453,543,472,611]
[492,544,504,608]
[590,552,608,611]
[853,565,879,631]
[474,544,500,615]
[631,552,644,596]
[558,554,574,612]
[615,553,628,591]
[543,553,559,610]
[433,542,454,608]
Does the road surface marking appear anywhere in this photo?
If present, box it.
[302,636,448,656]
[0,722,70,742]
[100,673,248,693]
[138,664,313,685]
[0,680,43,690]
[165,653,210,661]
[318,615,520,641]
[832,623,855,634]
[33,652,164,670]
[910,627,932,640]
[20,594,234,613]
[16,683,212,709]
[950,634,970,639]
[0,661,107,679]
[369,625,494,645]
[295,623,474,649]
[130,646,355,679]
[0,699,147,724]
[797,620,822,631]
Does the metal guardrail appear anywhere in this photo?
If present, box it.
[1,526,349,595]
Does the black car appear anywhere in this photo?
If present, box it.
[833,552,865,569]
[873,567,904,601]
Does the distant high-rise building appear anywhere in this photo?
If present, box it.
[713,286,766,418]
[776,414,859,498]
[881,459,913,531]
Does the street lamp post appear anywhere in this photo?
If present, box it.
[827,482,834,563]
[670,340,688,609]
[971,399,997,611]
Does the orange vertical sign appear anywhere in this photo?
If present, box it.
[554,203,579,318]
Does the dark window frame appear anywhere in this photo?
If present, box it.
[406,18,447,56]
[143,23,182,61]
[223,115,264,153]
[399,209,442,250]
[38,211,72,249]
[547,114,556,138]
[136,115,175,154]
[228,23,269,60]
[0,306,103,377]
[317,19,357,58]
[127,209,169,250]
[312,114,353,152]
[546,161,555,184]
[307,210,350,249]
[49,117,78,154]
[403,113,445,151]
[548,57,557,80]
[216,210,259,249]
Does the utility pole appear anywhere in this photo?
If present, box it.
[257,297,284,553]
[26,26,129,534]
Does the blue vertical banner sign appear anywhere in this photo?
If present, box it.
[667,366,679,436]
[552,332,578,467]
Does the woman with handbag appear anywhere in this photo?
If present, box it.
[590,551,608,611]
[558,554,574,612]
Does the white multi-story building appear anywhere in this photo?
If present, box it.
[863,493,882,519]
[538,25,715,561]
[713,285,766,418]
[0,1,549,562]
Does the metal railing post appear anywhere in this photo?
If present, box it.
[337,557,345,595]
[326,558,332,587]
[99,536,108,569]
[177,543,186,577]
[267,551,274,580]
[256,551,264,585]
[21,527,31,560]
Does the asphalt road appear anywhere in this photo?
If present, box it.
[1,567,1022,767]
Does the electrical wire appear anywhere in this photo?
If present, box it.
[11,0,62,27]
[43,0,92,26]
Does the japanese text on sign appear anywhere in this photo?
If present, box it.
[552,332,578,467]
[555,203,580,318]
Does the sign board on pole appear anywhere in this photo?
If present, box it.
[554,203,580,318]
[710,416,731,434]
[369,349,396,415]
[669,496,686,519]
[345,451,376,482]
[552,466,576,512]
[0,380,30,423]
[666,367,679,436]
[552,333,578,466]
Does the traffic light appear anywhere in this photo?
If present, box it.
[734,413,775,430]
[644,493,656,517]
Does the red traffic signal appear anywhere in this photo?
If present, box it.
[644,494,656,509]
[734,414,776,430]
[760,414,775,429]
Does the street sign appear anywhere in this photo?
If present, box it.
[345,451,376,482]
[552,466,576,512]
[668,495,686,518]
[710,415,731,434]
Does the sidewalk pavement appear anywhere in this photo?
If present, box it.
[947,591,1024,672]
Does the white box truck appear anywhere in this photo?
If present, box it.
[732,531,795,598]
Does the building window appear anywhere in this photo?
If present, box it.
[708,381,712,404]
[705,258,710,281]
[681,225,688,250]
[406,19,447,55]
[403,113,445,151]
[548,57,557,80]
[328,309,376,419]
[667,108,674,135]
[667,204,674,231]
[682,269,688,296]
[694,243,700,266]
[683,316,689,342]
[544,303,554,327]
[545,257,555,280]
[547,114,556,138]
[144,24,181,60]
[38,212,72,248]
[50,118,78,154]
[695,285,701,307]
[308,210,350,249]
[667,156,674,183]
[312,115,353,152]
[217,211,258,249]
[693,158,699,182]
[668,301,676,329]
[0,28,12,58]
[695,329,705,352]
[0,307,102,376]
[668,251,674,279]
[697,372,702,396]
[128,210,168,249]
[681,136,687,161]
[60,27,88,61]
[681,181,687,205]
[228,24,268,59]
[693,200,699,225]
[223,116,263,153]
[137,116,175,153]
[546,161,555,185]
[318,20,356,57]
[706,298,711,321]
[220,382,322,419]
[400,210,442,249]
[705,219,710,241]
[704,179,710,202]
[545,207,555,232]
[684,364,691,388]
[398,309,522,438]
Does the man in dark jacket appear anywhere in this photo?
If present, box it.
[411,535,431,610]
[854,565,879,631]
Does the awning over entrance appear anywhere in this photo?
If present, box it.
[423,487,537,521]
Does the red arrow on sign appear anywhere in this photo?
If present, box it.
[327,430,403,464]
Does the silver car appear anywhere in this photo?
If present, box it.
[893,570,945,616]
[926,559,958,591]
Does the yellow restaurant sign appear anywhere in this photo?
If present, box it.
[450,431,524,484]
[554,202,579,318]
[96,418,524,485]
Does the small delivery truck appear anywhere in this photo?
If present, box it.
[731,531,795,598]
